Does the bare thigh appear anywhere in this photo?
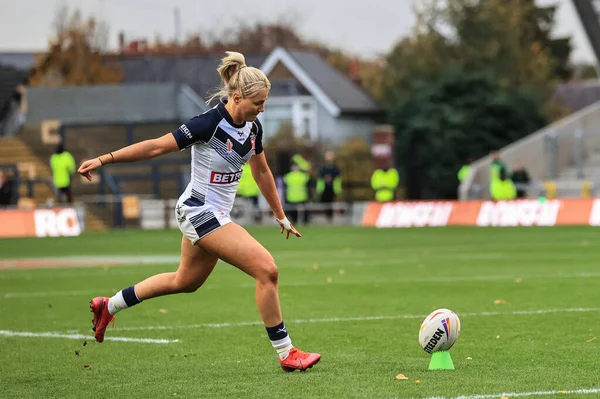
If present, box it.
[198,222,276,281]
[178,235,219,289]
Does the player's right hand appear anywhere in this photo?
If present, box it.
[276,216,302,239]
[78,158,103,181]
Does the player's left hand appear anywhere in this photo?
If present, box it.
[78,158,103,181]
[276,216,301,239]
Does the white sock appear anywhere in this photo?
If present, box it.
[271,336,293,360]
[107,291,127,315]
[107,285,142,315]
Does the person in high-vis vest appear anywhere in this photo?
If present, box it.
[291,151,314,206]
[371,167,399,202]
[489,151,508,198]
[291,152,312,174]
[490,168,517,201]
[50,143,76,203]
[316,151,342,222]
[284,163,310,224]
[237,163,261,222]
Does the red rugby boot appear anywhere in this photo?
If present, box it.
[90,297,114,343]
[279,348,321,372]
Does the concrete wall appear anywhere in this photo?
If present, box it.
[460,101,600,199]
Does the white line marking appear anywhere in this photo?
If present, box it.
[3,272,600,299]
[113,307,599,331]
[0,255,182,269]
[234,271,600,288]
[2,290,103,298]
[423,388,600,399]
[0,330,179,344]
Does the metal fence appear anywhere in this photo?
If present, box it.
[77,194,363,231]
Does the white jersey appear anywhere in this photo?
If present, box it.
[171,102,263,213]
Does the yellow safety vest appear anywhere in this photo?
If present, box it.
[284,170,310,203]
[50,151,76,188]
[371,168,399,202]
[238,164,260,197]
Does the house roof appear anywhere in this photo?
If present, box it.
[110,53,268,103]
[553,80,600,112]
[260,48,381,117]
[26,83,192,124]
[112,48,381,118]
[0,52,38,71]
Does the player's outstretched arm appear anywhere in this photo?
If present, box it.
[78,133,179,181]
[249,152,301,239]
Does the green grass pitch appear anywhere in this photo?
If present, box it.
[0,226,599,398]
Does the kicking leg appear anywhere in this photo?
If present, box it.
[90,236,218,342]
[133,236,218,299]
[198,222,321,371]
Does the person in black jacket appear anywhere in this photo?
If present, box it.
[511,161,531,198]
[317,151,342,222]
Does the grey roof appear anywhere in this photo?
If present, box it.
[110,53,268,102]
[269,79,311,96]
[108,50,380,116]
[553,80,600,112]
[286,50,381,115]
[26,83,185,124]
[0,52,38,71]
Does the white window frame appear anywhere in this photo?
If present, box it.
[262,96,318,141]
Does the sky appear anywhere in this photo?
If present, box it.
[0,0,596,63]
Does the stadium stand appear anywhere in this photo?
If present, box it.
[22,83,205,200]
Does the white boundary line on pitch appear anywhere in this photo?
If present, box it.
[422,388,600,399]
[3,271,600,299]
[2,290,105,298]
[112,307,599,331]
[0,330,179,344]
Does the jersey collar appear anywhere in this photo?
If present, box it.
[217,102,246,129]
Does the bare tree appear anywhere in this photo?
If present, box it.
[30,5,121,87]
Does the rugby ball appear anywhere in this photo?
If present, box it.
[418,308,460,354]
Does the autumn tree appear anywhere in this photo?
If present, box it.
[384,0,572,106]
[383,0,567,199]
[390,68,547,199]
[144,17,305,56]
[30,5,122,87]
[572,63,599,80]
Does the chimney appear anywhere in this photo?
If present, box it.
[118,31,125,53]
[349,58,361,86]
[128,41,139,54]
